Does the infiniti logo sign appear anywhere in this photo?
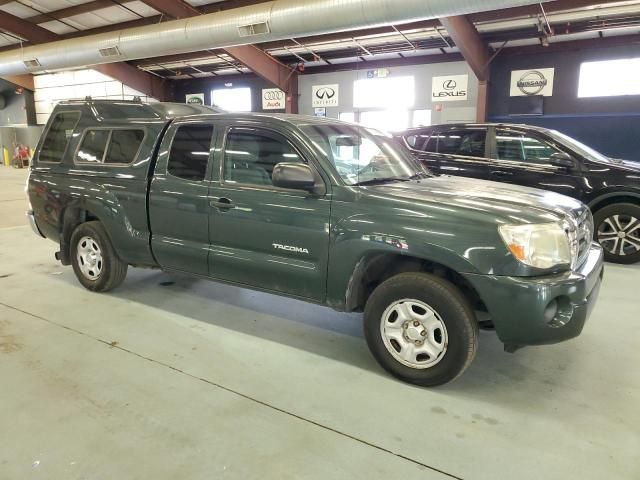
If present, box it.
[315,87,336,100]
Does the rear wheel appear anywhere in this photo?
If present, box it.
[593,203,640,264]
[70,221,128,291]
[363,272,478,386]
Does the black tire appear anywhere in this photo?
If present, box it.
[70,221,128,292]
[593,203,640,264]
[363,272,478,387]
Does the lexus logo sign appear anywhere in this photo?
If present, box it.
[443,80,457,90]
[432,75,468,102]
[262,88,286,110]
[510,68,555,97]
[312,84,339,107]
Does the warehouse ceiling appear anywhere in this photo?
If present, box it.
[0,0,639,80]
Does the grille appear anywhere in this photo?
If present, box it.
[575,210,593,268]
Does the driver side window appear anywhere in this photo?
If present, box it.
[496,129,561,165]
[223,129,303,186]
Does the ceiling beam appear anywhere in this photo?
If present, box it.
[136,0,199,19]
[440,15,490,81]
[26,0,116,24]
[1,75,35,91]
[137,0,298,112]
[439,15,491,122]
[0,9,170,100]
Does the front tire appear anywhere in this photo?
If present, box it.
[363,272,478,387]
[70,221,128,292]
[593,203,640,264]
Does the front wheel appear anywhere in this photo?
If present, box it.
[70,221,128,292]
[363,272,478,387]
[593,203,640,264]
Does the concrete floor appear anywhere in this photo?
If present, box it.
[0,165,638,480]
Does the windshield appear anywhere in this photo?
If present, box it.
[300,123,427,185]
[547,129,611,163]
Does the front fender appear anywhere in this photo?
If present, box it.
[325,211,508,310]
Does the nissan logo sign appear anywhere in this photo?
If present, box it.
[443,80,457,90]
[315,87,336,100]
[263,90,284,101]
[517,70,548,95]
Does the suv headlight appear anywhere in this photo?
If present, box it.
[499,222,572,269]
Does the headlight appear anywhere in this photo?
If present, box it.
[499,222,571,269]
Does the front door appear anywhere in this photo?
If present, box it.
[489,127,585,198]
[208,125,331,301]
[148,121,214,275]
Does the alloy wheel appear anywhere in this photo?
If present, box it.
[597,214,640,257]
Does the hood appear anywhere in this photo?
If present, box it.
[365,175,587,225]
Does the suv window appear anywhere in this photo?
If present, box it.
[105,130,145,164]
[167,125,214,181]
[405,134,437,152]
[39,112,81,163]
[496,129,560,164]
[435,129,486,157]
[224,130,303,186]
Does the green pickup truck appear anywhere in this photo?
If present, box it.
[27,100,604,386]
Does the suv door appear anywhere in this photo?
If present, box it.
[404,127,491,179]
[148,121,214,275]
[207,123,331,301]
[489,127,585,197]
[433,127,491,179]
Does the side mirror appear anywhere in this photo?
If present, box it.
[549,152,576,169]
[272,163,323,194]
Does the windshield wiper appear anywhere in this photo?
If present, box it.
[409,171,431,180]
[353,177,410,186]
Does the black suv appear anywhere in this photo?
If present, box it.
[396,123,640,264]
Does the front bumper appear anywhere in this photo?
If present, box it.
[27,210,45,238]
[463,242,604,347]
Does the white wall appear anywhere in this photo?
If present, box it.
[33,69,158,125]
[299,61,478,126]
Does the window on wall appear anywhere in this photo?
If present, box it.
[211,87,252,112]
[353,76,415,109]
[578,58,640,98]
[360,110,410,132]
[412,110,432,127]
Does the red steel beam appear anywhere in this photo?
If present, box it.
[0,9,170,100]
[135,0,199,19]
[1,75,35,91]
[439,15,491,122]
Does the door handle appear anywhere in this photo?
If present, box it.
[491,170,513,177]
[210,198,235,210]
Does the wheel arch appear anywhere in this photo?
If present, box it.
[588,192,640,213]
[344,251,487,315]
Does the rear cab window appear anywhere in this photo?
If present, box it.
[38,112,81,163]
[167,124,214,181]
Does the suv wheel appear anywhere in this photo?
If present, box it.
[363,272,478,386]
[70,221,128,291]
[593,203,640,264]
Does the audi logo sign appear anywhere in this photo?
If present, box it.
[431,75,468,102]
[262,88,286,110]
[312,84,339,107]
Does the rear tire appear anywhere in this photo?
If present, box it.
[363,272,478,387]
[593,203,640,264]
[70,221,128,292]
